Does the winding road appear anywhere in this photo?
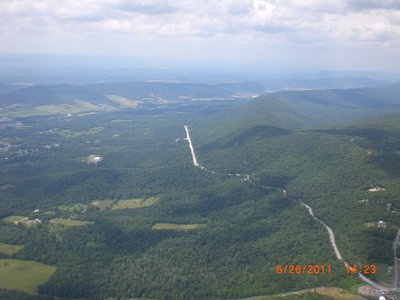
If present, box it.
[299,201,343,260]
[182,125,400,295]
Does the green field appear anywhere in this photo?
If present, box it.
[49,218,93,227]
[111,197,159,210]
[152,223,207,231]
[0,259,56,295]
[36,99,111,115]
[0,101,113,118]
[55,126,104,138]
[0,242,24,255]
[107,94,140,108]
[58,203,87,213]
[3,215,27,224]
[91,200,114,210]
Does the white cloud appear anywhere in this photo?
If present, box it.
[0,0,399,70]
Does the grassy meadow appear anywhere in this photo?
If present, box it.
[91,200,114,210]
[0,259,56,295]
[49,218,93,227]
[152,223,207,231]
[111,197,159,210]
[0,242,24,255]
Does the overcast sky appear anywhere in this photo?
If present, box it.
[1,0,400,71]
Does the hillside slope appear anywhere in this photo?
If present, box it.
[1,84,400,298]
[190,82,400,145]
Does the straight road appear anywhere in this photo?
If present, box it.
[184,125,200,167]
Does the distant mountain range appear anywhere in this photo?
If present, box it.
[207,82,400,132]
[0,80,399,120]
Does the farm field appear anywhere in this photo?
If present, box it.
[3,215,28,225]
[152,223,207,231]
[49,218,94,227]
[107,95,140,108]
[0,259,56,295]
[36,100,112,115]
[0,242,24,255]
[55,126,104,138]
[91,200,114,210]
[58,203,87,213]
[111,197,159,210]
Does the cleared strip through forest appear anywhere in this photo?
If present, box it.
[184,125,199,167]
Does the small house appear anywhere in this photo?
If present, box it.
[378,220,386,229]
[87,154,103,165]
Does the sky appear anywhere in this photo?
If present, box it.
[1,0,400,71]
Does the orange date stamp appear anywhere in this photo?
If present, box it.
[346,264,376,275]
[275,264,331,275]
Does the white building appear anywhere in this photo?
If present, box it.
[378,220,386,229]
[87,154,103,165]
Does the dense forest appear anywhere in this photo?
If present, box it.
[0,83,400,299]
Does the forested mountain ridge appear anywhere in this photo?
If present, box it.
[0,81,400,299]
[0,81,398,120]
[193,109,400,287]
[0,82,233,106]
[219,82,400,130]
[0,82,24,95]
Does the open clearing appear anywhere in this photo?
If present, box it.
[49,218,93,227]
[91,200,114,210]
[36,100,115,115]
[152,223,207,231]
[0,242,24,255]
[58,203,87,213]
[55,126,104,138]
[3,215,41,226]
[0,259,56,295]
[1,100,115,118]
[107,95,140,108]
[3,215,28,224]
[111,197,159,210]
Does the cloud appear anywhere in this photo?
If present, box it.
[111,0,178,15]
[347,0,400,11]
[1,0,399,39]
[0,0,399,71]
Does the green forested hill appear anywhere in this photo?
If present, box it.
[0,82,231,106]
[0,84,107,105]
[200,83,400,135]
[0,82,22,95]
[0,83,400,299]
[89,81,231,99]
[0,81,399,120]
[194,108,400,271]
